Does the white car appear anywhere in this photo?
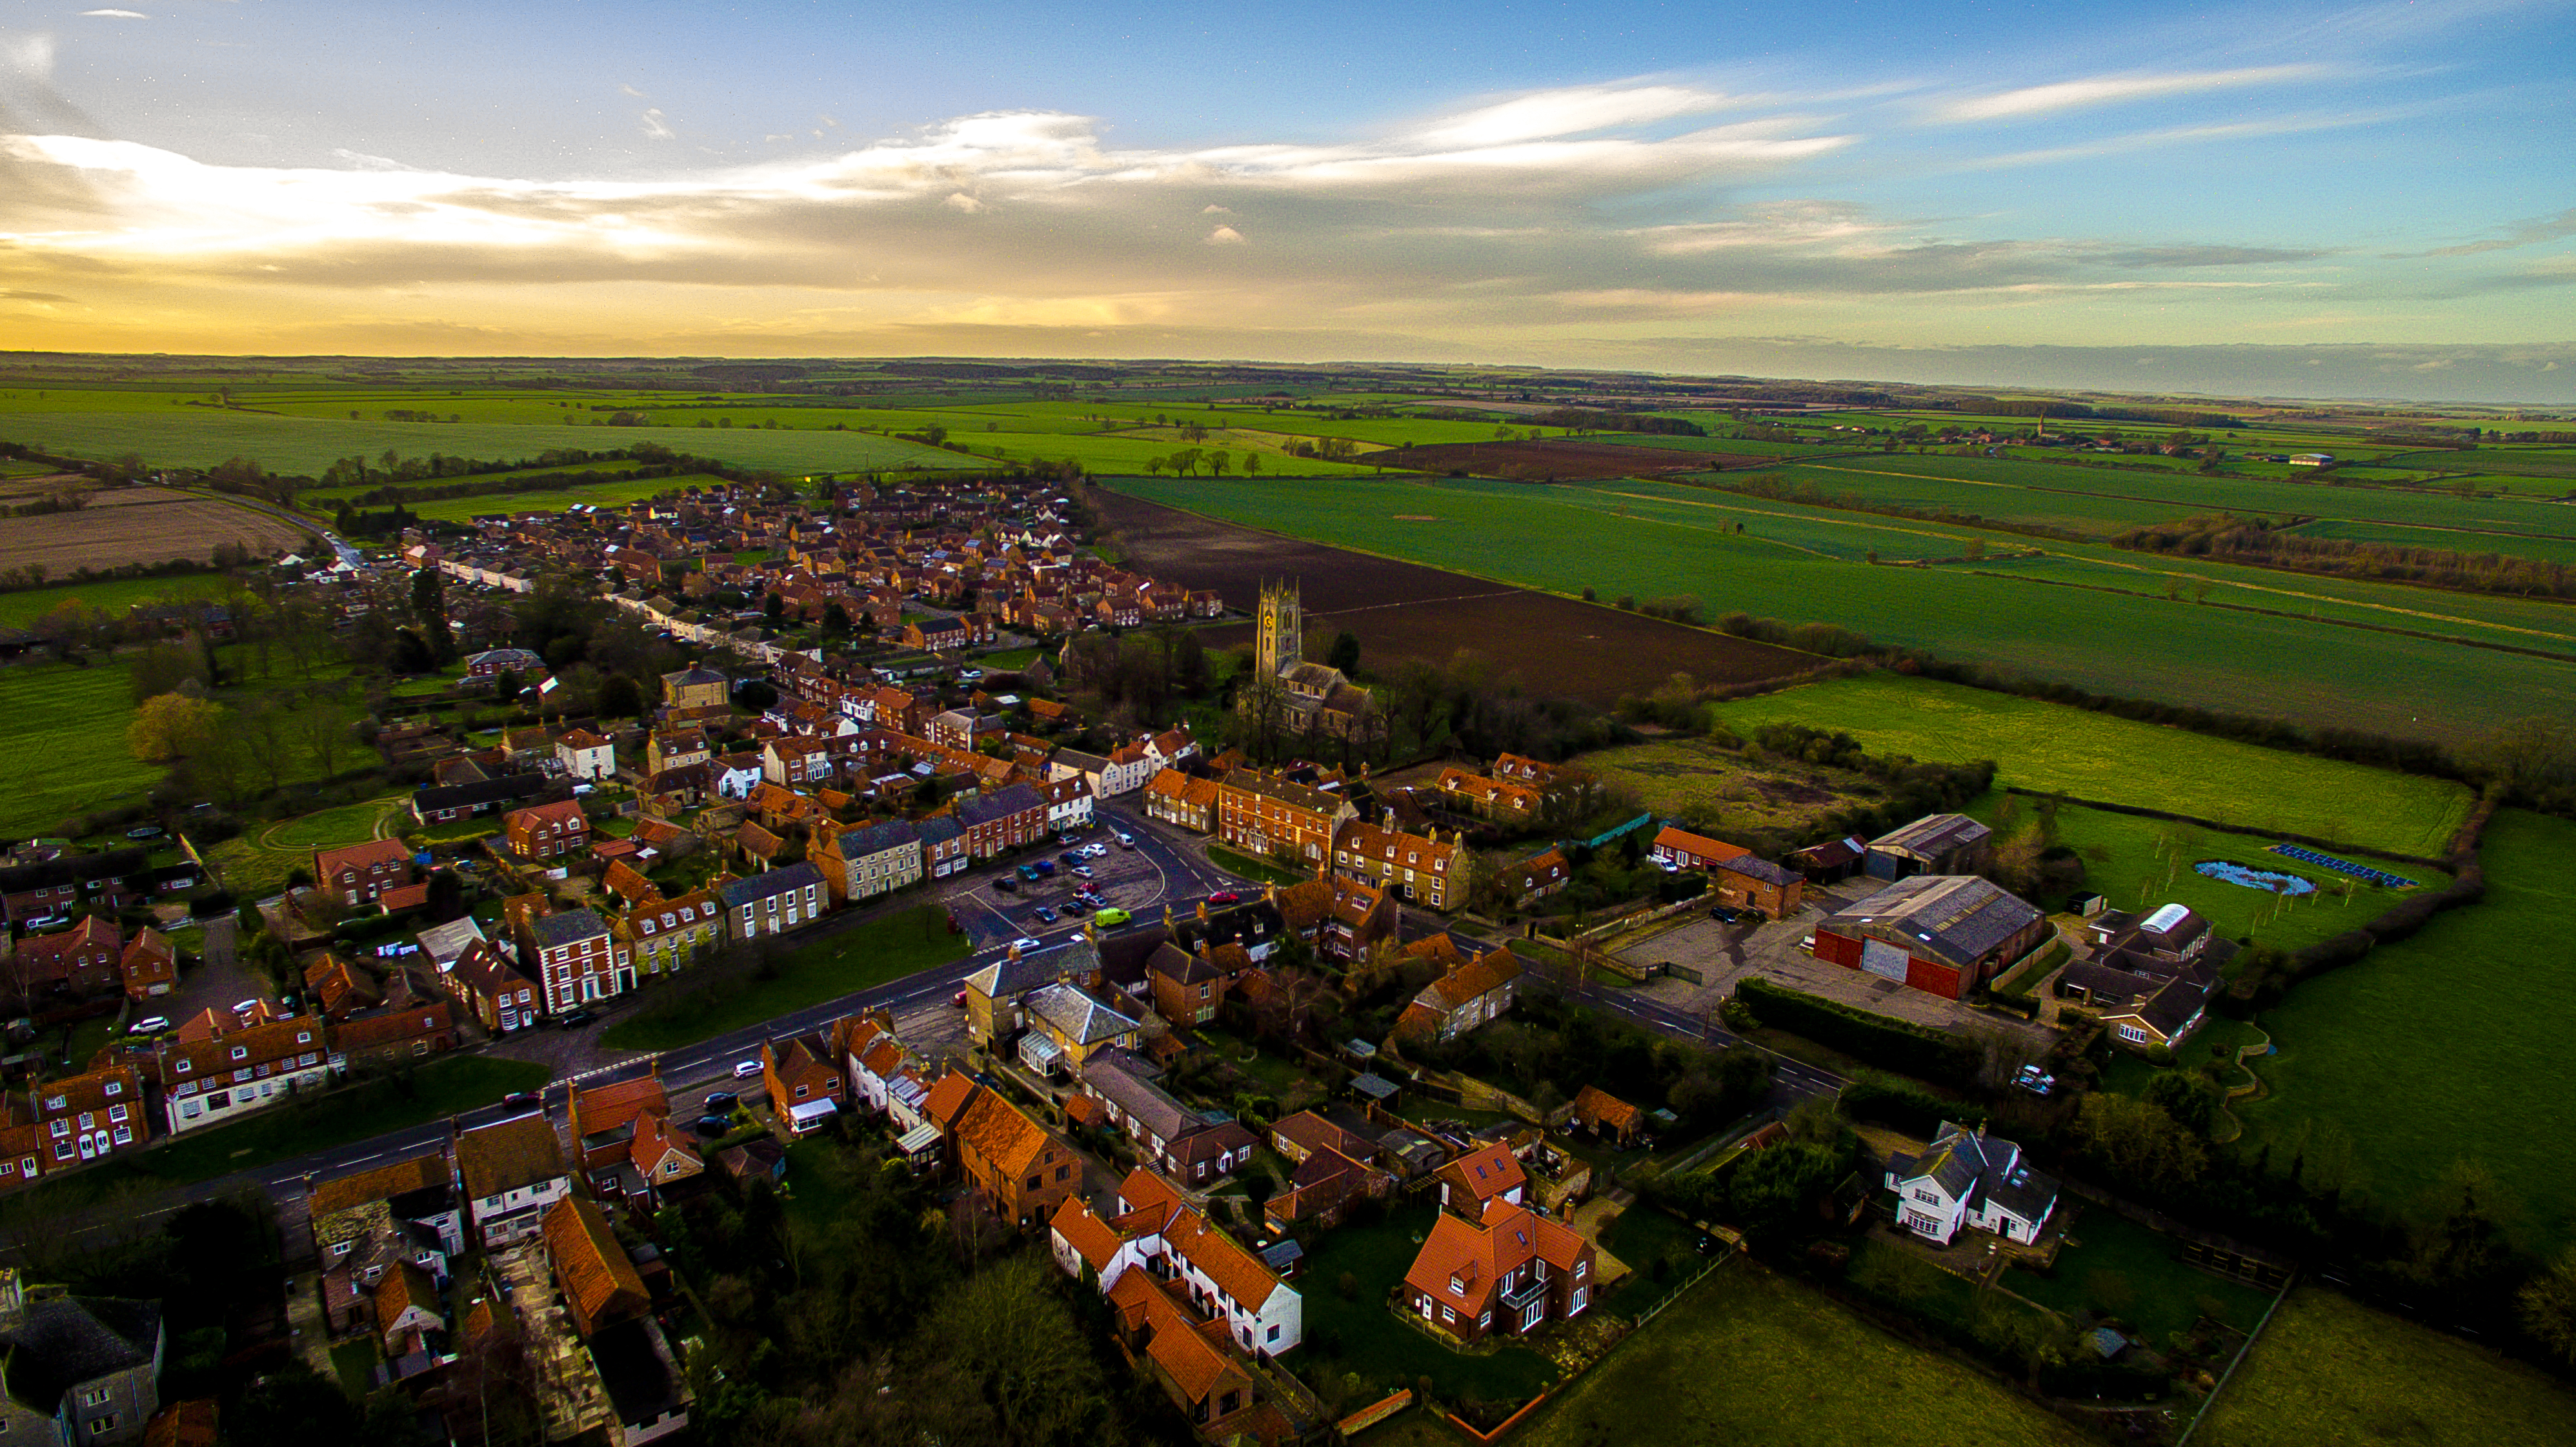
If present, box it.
[128,1017,172,1037]
[1082,844,1109,858]
[732,1060,762,1080]
[1009,936,1044,953]
[232,998,261,1017]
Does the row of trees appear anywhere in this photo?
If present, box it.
[2115,514,2576,599]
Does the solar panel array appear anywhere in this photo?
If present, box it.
[2267,844,2419,890]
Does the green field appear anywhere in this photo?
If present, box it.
[0,660,165,836]
[2197,1288,2576,1447]
[1511,1259,2090,1447]
[0,573,233,628]
[1102,473,2576,742]
[598,904,967,1050]
[397,472,735,522]
[1964,796,2446,951]
[0,410,975,478]
[2240,810,2576,1248]
[1711,674,2469,856]
[208,794,407,898]
[2282,517,2576,567]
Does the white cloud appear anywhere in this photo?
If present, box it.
[1414,82,1737,147]
[81,10,150,18]
[942,192,985,212]
[1933,65,2328,123]
[1964,108,2409,167]
[1205,225,1245,245]
[619,83,647,98]
[1,33,57,77]
[640,108,674,140]
[1202,204,1231,214]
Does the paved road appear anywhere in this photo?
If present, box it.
[1562,977,1849,1109]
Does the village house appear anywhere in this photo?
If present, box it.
[0,1271,165,1446]
[455,1114,572,1248]
[1078,1057,1260,1188]
[1648,824,1747,873]
[927,1072,1078,1230]
[541,1195,651,1340]
[1713,854,1805,920]
[646,726,712,775]
[763,1028,845,1136]
[1142,767,1220,833]
[1402,1197,1595,1343]
[556,728,618,782]
[314,838,416,909]
[1051,1167,1303,1357]
[1396,944,1525,1043]
[616,887,724,981]
[505,798,590,860]
[307,1153,463,1339]
[660,664,730,713]
[1145,942,1226,1027]
[518,906,632,1012]
[157,1013,329,1135]
[442,937,539,1033]
[1018,982,1144,1079]
[954,782,1049,859]
[12,916,123,998]
[1886,1120,2059,1246]
[1214,771,1355,865]
[1504,848,1570,903]
[24,1063,148,1175]
[717,862,827,942]
[811,817,922,903]
[117,927,177,1000]
[1332,818,1466,910]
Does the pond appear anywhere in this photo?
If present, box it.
[2194,859,2317,895]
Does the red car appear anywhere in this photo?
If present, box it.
[1207,891,1241,906]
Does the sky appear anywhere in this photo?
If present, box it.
[1,0,2571,401]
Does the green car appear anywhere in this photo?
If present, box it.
[1092,907,1132,927]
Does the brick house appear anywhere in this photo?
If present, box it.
[443,938,539,1033]
[542,1196,650,1339]
[1146,943,1226,1027]
[332,1000,458,1066]
[29,1063,148,1174]
[616,887,724,981]
[13,916,123,998]
[1648,825,1747,872]
[313,838,416,909]
[1214,772,1354,865]
[1504,849,1570,903]
[1395,946,1524,1043]
[519,907,632,1013]
[811,818,921,903]
[157,1014,330,1135]
[1143,768,1219,833]
[927,1073,1078,1229]
[118,927,178,1000]
[1713,855,1805,920]
[505,798,590,859]
[1331,820,1465,910]
[1402,1199,1595,1342]
[954,782,1048,860]
[763,1029,845,1135]
[920,815,969,878]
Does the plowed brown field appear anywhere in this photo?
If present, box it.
[0,487,312,575]
[1357,437,1762,480]
[1091,488,1817,705]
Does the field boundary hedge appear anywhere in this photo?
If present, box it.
[1994,786,2450,867]
[2228,791,2501,1009]
[1733,977,1977,1086]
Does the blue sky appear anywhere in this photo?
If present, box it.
[2,0,2571,400]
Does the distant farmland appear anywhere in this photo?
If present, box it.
[0,488,313,575]
[1103,471,2576,742]
[1354,436,1758,479]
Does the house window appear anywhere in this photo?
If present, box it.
[79,1387,111,1408]
[86,1416,117,1435]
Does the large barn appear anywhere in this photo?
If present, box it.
[1812,875,2047,1000]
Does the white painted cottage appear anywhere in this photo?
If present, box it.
[1884,1120,2058,1246]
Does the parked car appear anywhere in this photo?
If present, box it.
[231,998,259,1017]
[1010,936,1044,953]
[952,989,968,1007]
[558,1008,597,1029]
[703,1091,738,1112]
[502,1091,542,1111]
[2015,1065,2057,1097]
[732,1059,762,1079]
[1709,904,1742,923]
[126,1017,172,1037]
[994,876,1018,893]
[1071,865,1094,878]
[125,825,163,840]
[1207,891,1241,906]
[1115,832,1135,848]
[1082,844,1109,858]
[1092,907,1132,927]
[1059,851,1080,864]
[1017,864,1043,883]
[1032,905,1059,923]
[693,1114,733,1138]
[1798,935,1816,953]
[1032,860,1058,876]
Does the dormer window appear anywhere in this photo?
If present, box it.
[230,1047,248,1061]
[103,1081,121,1097]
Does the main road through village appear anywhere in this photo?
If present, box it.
[26,800,1842,1244]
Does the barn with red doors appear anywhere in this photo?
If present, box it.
[1811,875,2048,1000]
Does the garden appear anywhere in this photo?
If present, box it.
[2196,1288,2576,1447]
[599,903,967,1051]
[1293,1199,1556,1422]
[2002,1206,2275,1346]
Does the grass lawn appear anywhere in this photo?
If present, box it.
[2003,1206,2274,1344]
[1294,1200,1556,1407]
[208,794,405,898]
[2240,809,2576,1250]
[0,658,163,838]
[1595,1204,1702,1313]
[0,573,233,628]
[2197,1288,2576,1447]
[330,1338,379,1398]
[1204,844,1309,888]
[1193,1026,1320,1103]
[1579,735,1882,838]
[1715,674,2470,857]
[1967,796,2444,952]
[1510,1259,2091,1447]
[598,904,967,1051]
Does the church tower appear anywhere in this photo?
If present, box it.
[1256,578,1301,678]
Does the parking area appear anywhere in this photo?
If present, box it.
[1615,879,2055,1047]
[940,825,1203,953]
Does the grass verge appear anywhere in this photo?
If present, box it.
[599,904,967,1051]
